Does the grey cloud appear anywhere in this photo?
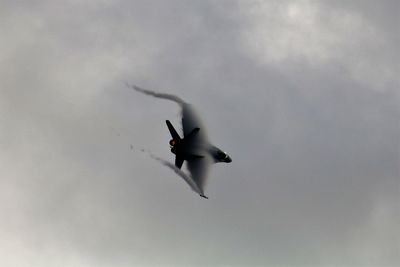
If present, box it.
[0,0,398,266]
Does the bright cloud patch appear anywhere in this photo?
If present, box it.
[239,0,397,91]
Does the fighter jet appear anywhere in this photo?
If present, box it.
[130,84,231,198]
[166,120,231,169]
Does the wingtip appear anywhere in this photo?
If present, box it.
[200,194,208,199]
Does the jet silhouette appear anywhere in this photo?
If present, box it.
[131,84,231,198]
[166,120,231,169]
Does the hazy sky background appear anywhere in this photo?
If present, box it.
[0,0,399,266]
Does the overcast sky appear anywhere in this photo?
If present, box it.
[0,0,399,266]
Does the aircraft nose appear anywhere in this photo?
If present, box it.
[225,155,232,163]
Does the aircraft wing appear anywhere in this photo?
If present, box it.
[181,103,209,149]
[175,155,184,169]
[186,155,212,194]
[148,152,204,197]
[182,103,212,195]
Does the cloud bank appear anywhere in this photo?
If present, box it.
[0,0,398,266]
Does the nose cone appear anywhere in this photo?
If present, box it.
[214,149,232,163]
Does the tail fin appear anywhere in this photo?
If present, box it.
[166,120,181,140]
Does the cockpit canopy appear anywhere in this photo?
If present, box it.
[216,150,231,163]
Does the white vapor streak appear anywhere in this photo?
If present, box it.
[140,149,205,198]
[128,83,186,105]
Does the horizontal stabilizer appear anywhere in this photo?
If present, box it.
[175,155,184,169]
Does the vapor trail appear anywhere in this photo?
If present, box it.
[128,84,185,105]
[128,83,209,145]
[130,83,212,197]
[139,149,206,198]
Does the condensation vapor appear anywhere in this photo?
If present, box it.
[129,84,185,105]
[129,84,208,140]
[130,84,211,196]
[140,149,205,197]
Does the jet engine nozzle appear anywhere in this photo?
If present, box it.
[169,139,177,147]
